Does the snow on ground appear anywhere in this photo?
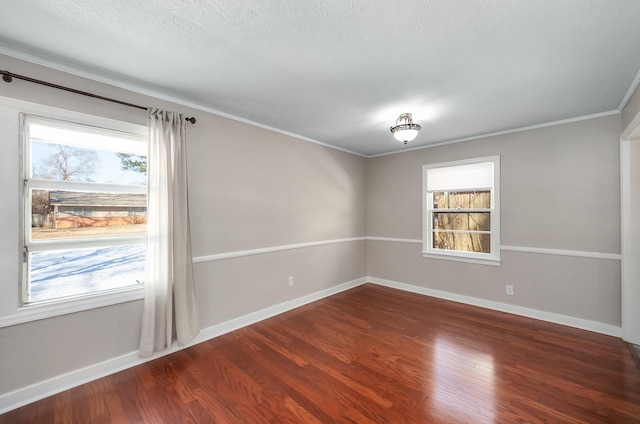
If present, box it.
[30,245,145,303]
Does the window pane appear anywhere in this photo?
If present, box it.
[23,115,148,306]
[28,245,145,303]
[423,157,499,262]
[432,232,491,253]
[31,140,147,185]
[433,191,491,209]
[31,189,146,240]
[433,212,491,232]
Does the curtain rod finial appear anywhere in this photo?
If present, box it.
[186,117,196,124]
[2,72,12,83]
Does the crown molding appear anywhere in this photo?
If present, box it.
[1,43,634,160]
[367,110,621,158]
[0,46,366,158]
[618,66,640,112]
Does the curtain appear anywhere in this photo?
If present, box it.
[139,108,199,358]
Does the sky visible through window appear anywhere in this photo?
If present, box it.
[31,141,146,185]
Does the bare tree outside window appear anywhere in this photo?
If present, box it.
[432,191,491,253]
[30,143,147,238]
[33,144,98,181]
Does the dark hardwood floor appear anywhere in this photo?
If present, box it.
[3,283,640,423]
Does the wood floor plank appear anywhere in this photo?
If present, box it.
[2,283,640,423]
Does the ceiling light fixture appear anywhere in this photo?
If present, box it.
[390,113,421,144]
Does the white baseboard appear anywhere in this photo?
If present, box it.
[368,277,622,337]
[0,277,367,415]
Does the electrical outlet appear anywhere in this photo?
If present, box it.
[288,276,294,287]
[506,284,514,296]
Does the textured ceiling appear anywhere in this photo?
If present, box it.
[1,0,640,156]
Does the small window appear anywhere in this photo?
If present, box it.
[21,115,148,304]
[423,156,500,265]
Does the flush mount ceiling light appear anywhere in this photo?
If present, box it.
[390,113,421,144]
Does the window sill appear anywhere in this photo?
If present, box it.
[0,286,145,328]
[422,251,501,267]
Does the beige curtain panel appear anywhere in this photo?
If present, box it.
[139,108,199,358]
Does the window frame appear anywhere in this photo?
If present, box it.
[19,113,148,307]
[422,156,501,266]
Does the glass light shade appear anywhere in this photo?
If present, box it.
[393,128,419,142]
[390,113,421,144]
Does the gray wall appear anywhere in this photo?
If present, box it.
[0,51,625,403]
[0,54,367,396]
[367,115,622,325]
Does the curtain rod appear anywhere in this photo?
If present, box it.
[1,70,196,124]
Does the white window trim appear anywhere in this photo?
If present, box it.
[0,287,145,328]
[422,156,501,266]
[0,101,147,328]
[0,98,147,327]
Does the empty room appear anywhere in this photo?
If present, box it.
[1,1,640,422]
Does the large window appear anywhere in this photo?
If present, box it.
[423,156,500,265]
[21,115,148,304]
